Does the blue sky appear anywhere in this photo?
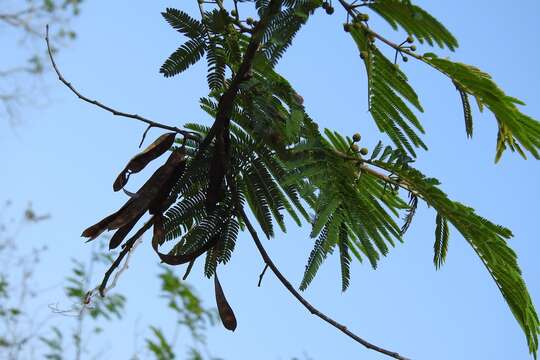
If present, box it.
[2,1,540,359]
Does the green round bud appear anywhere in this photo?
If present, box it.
[410,45,417,51]
[230,10,238,17]
[406,35,414,43]
[246,17,254,25]
[351,144,360,152]
[352,133,361,142]
[326,6,334,14]
[343,23,352,32]
[360,147,369,155]
[360,14,369,21]
[402,56,408,62]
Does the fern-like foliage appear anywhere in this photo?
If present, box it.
[349,25,426,156]
[423,53,540,161]
[160,9,206,77]
[368,0,458,50]
[369,160,540,354]
[147,0,540,356]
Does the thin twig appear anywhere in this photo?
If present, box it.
[98,219,153,296]
[238,208,410,360]
[44,25,201,142]
[138,124,153,148]
[257,264,269,287]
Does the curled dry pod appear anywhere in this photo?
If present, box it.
[108,211,144,249]
[113,132,176,191]
[108,149,186,230]
[152,213,166,250]
[81,212,118,240]
[214,274,237,331]
[82,149,186,241]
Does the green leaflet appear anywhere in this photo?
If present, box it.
[433,212,449,269]
[378,164,540,356]
[349,26,426,157]
[152,2,539,357]
[161,8,204,39]
[368,0,458,50]
[423,54,540,161]
[160,38,206,78]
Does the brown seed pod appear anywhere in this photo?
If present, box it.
[113,132,176,191]
[81,212,118,240]
[82,149,186,241]
[108,211,145,249]
[214,274,237,331]
[152,213,166,250]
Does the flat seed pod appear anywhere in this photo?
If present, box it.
[214,274,237,331]
[81,212,119,240]
[153,232,221,265]
[108,211,145,249]
[108,149,186,230]
[113,172,129,192]
[152,213,165,249]
[113,132,176,191]
[83,149,185,241]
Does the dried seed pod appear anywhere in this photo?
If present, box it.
[108,211,145,249]
[107,149,186,230]
[82,149,185,241]
[152,213,166,250]
[214,274,237,331]
[113,132,176,191]
[81,212,118,240]
[153,231,221,266]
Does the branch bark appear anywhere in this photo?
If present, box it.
[44,25,201,142]
[238,207,411,360]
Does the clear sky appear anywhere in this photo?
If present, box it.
[2,1,540,359]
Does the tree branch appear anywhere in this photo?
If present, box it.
[44,25,201,142]
[257,264,269,287]
[98,219,153,296]
[237,207,411,360]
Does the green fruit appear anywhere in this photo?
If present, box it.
[351,144,360,152]
[406,35,414,43]
[359,13,369,21]
[352,133,361,142]
[230,10,237,17]
[402,56,408,62]
[246,17,254,25]
[410,45,417,51]
[326,6,334,14]
[360,147,369,155]
[343,23,352,32]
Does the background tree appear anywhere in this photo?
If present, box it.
[0,0,82,121]
[0,203,224,359]
[44,1,539,359]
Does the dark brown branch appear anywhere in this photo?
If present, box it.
[44,25,201,142]
[99,219,153,296]
[238,208,411,360]
[139,124,153,148]
[257,264,269,287]
[188,0,283,159]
